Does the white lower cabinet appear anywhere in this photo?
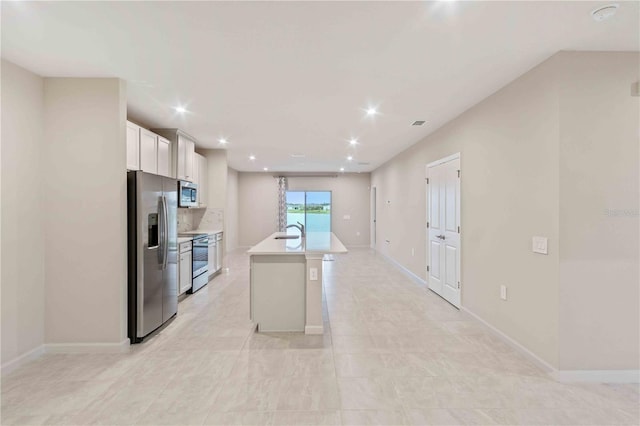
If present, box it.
[178,241,192,295]
[208,234,216,278]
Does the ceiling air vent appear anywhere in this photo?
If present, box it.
[591,4,619,21]
[412,120,426,126]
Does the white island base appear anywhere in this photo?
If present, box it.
[248,232,347,334]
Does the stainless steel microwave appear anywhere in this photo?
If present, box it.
[178,180,198,208]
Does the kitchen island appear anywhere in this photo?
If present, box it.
[247,231,347,334]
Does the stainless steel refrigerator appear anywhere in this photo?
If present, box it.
[127,171,178,343]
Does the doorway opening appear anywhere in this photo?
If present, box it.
[286,191,332,233]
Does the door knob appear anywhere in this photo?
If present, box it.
[437,235,445,240]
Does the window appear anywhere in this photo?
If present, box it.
[286,191,331,233]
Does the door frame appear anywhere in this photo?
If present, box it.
[426,152,461,308]
[371,186,377,248]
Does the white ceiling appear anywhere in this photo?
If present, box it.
[2,1,638,172]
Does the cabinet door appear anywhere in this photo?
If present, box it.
[139,129,158,174]
[208,241,215,276]
[179,251,192,294]
[184,138,195,181]
[193,152,200,194]
[198,154,208,208]
[157,136,171,177]
[126,121,140,170]
[176,135,188,180]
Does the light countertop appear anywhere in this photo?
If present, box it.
[177,236,193,244]
[247,232,348,255]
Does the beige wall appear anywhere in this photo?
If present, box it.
[557,52,639,370]
[372,55,561,367]
[237,173,371,247]
[198,149,228,210]
[225,167,239,252]
[1,60,45,365]
[238,173,279,247]
[43,78,128,344]
[371,51,639,371]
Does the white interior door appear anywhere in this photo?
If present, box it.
[427,155,461,308]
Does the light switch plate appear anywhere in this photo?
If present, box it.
[343,215,351,220]
[309,267,318,281]
[532,236,548,255]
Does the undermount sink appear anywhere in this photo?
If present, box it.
[275,235,300,240]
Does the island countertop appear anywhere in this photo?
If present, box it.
[247,231,348,255]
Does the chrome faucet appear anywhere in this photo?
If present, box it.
[286,221,305,238]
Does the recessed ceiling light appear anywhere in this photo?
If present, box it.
[349,138,358,145]
[366,107,377,116]
[347,156,353,161]
[340,167,345,172]
[249,155,256,161]
[218,138,228,144]
[591,3,619,21]
[263,167,269,171]
[174,106,187,114]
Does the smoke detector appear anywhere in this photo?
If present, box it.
[591,4,619,21]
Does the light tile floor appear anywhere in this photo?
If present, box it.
[2,248,639,425]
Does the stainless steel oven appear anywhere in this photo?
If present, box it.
[178,180,198,208]
[189,234,209,293]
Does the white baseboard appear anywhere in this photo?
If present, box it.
[305,325,324,335]
[377,250,427,286]
[44,338,130,354]
[461,306,556,373]
[1,345,46,376]
[462,307,640,383]
[551,370,640,383]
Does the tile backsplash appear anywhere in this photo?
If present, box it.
[178,208,224,232]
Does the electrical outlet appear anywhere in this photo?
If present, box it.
[500,285,507,300]
[309,267,318,281]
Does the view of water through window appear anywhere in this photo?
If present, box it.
[286,191,331,232]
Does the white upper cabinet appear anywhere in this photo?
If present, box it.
[177,134,195,181]
[126,122,174,177]
[157,136,171,177]
[197,153,208,208]
[149,128,198,181]
[139,128,158,174]
[126,121,140,170]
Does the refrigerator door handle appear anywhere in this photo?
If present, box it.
[157,197,165,265]
[162,195,169,270]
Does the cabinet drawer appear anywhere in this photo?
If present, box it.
[179,241,192,253]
